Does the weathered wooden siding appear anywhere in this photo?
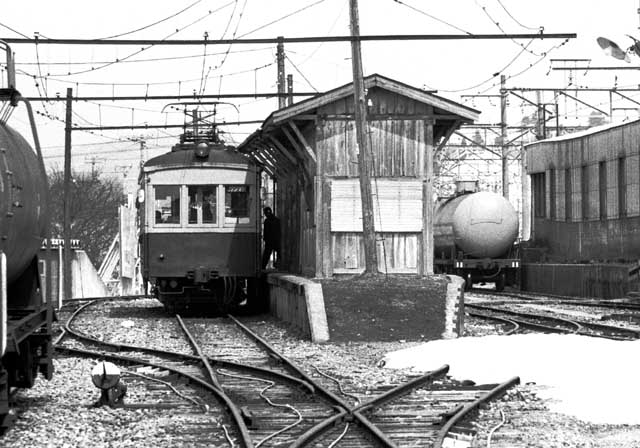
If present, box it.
[331,233,419,274]
[317,119,424,177]
[315,90,432,276]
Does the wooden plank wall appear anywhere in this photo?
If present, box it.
[315,89,432,275]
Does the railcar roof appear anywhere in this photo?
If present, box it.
[143,147,252,170]
[525,118,640,147]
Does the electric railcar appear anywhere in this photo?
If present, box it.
[138,127,262,313]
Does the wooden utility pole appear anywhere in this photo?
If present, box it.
[349,0,378,274]
[276,36,286,109]
[287,74,294,106]
[63,87,73,300]
[500,75,509,199]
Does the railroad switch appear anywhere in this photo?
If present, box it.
[91,361,127,408]
[240,406,259,429]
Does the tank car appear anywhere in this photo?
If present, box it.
[0,42,54,432]
[138,121,262,313]
[434,181,520,290]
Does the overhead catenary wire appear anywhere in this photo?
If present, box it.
[495,0,539,31]
[236,0,328,38]
[284,54,318,92]
[25,0,237,77]
[390,0,474,35]
[95,0,204,40]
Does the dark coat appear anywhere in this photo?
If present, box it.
[263,215,281,247]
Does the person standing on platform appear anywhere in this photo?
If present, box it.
[261,207,281,269]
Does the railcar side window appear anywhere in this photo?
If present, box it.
[154,185,181,224]
[188,185,217,225]
[224,185,250,224]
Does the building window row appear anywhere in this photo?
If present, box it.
[533,156,632,221]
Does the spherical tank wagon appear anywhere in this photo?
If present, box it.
[434,188,520,290]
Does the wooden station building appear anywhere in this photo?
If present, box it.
[237,74,479,278]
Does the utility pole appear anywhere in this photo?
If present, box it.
[138,139,146,168]
[500,75,509,199]
[287,74,294,106]
[276,36,286,109]
[349,0,378,274]
[63,87,72,300]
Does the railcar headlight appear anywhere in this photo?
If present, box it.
[137,189,145,204]
[195,142,210,158]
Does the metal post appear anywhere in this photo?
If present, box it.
[276,36,286,109]
[287,74,293,106]
[63,88,73,300]
[500,75,509,199]
[349,0,378,274]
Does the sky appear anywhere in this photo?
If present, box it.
[2,0,640,192]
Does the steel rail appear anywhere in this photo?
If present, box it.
[175,314,222,390]
[466,303,583,333]
[468,303,640,339]
[353,365,450,413]
[60,300,254,447]
[55,344,253,446]
[293,366,449,447]
[229,314,437,448]
[433,376,521,448]
[62,300,315,392]
[466,311,520,335]
[59,294,151,303]
[229,315,399,446]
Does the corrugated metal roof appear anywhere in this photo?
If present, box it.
[525,118,640,147]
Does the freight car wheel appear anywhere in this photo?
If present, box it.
[464,273,473,291]
[495,271,506,292]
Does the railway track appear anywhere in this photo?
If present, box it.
[52,296,521,447]
[467,290,640,340]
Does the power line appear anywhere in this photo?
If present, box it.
[25,91,317,101]
[12,46,273,66]
[494,0,539,31]
[237,0,328,37]
[390,0,473,35]
[96,0,204,39]
[285,54,318,92]
[0,33,577,45]
[71,120,263,131]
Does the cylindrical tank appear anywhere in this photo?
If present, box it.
[434,191,518,258]
[0,123,49,284]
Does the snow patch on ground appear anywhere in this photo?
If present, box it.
[382,333,640,424]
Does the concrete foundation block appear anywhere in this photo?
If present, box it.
[266,274,329,343]
[443,275,465,339]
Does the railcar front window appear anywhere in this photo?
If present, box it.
[188,185,217,225]
[154,185,181,224]
[224,185,250,224]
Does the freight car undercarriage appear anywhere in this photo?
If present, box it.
[0,304,54,433]
[435,257,520,291]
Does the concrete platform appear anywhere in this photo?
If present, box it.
[264,273,464,343]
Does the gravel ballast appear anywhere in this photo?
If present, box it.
[2,297,639,447]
